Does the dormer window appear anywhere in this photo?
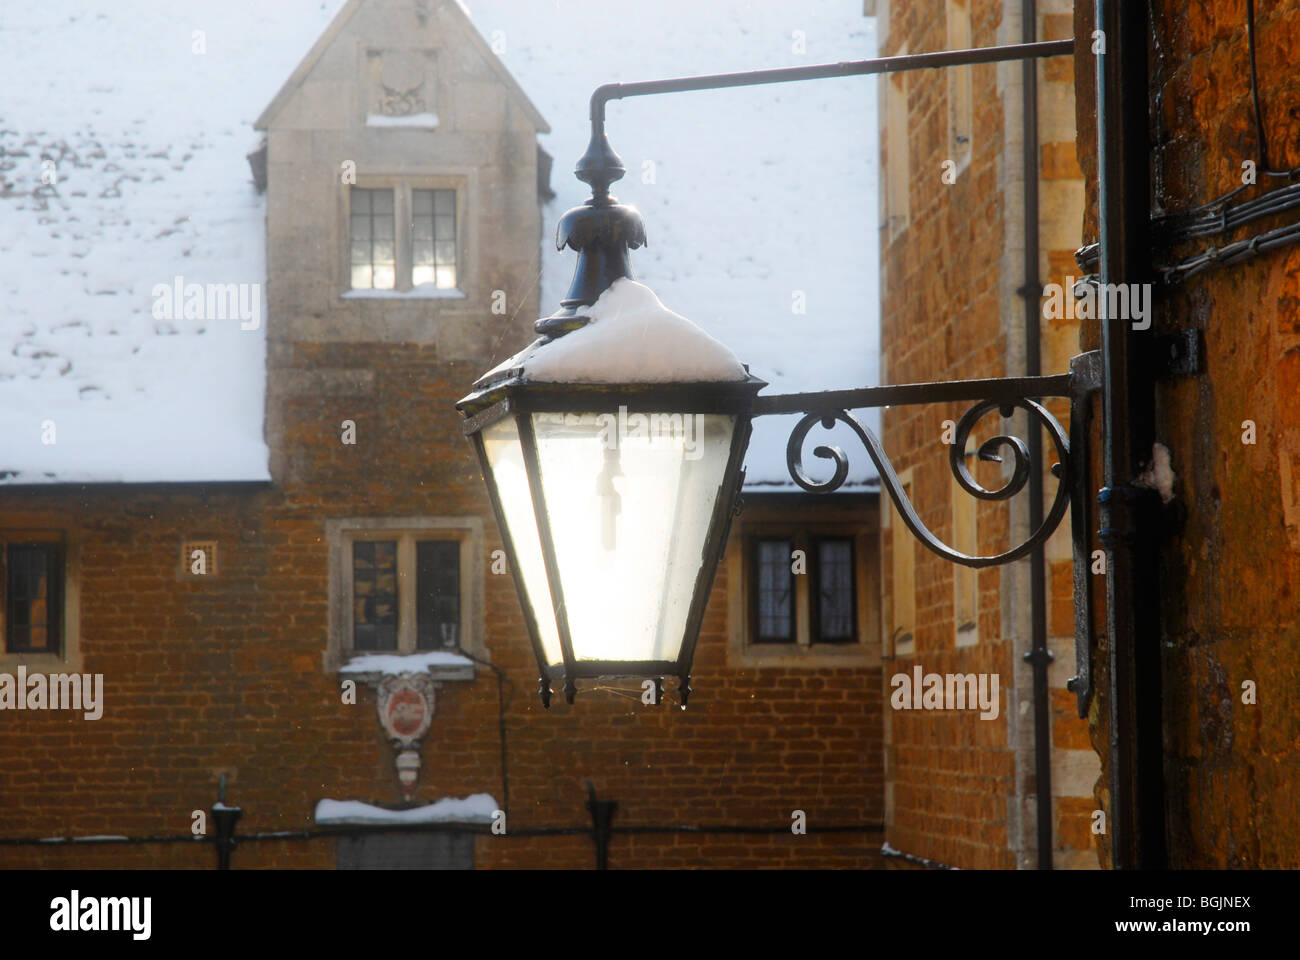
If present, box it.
[345,183,464,298]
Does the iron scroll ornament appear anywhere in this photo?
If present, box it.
[786,398,1071,568]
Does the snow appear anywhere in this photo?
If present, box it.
[339,650,476,676]
[521,278,747,383]
[880,840,959,868]
[0,0,347,484]
[1,0,878,491]
[315,794,499,825]
[365,112,440,128]
[1135,442,1176,504]
[461,0,880,489]
[340,285,468,300]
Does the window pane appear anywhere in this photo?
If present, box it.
[406,191,456,289]
[416,541,460,650]
[754,538,793,643]
[352,540,398,651]
[6,543,61,654]
[816,539,855,643]
[350,188,396,289]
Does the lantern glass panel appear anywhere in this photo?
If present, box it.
[481,416,565,666]
[529,410,735,664]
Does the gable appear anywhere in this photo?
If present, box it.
[255,0,549,134]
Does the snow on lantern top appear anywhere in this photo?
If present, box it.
[519,278,747,384]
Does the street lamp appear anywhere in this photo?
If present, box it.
[458,135,764,707]
[460,42,1086,712]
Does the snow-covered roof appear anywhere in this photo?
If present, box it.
[462,0,880,492]
[1,0,879,492]
[0,1,356,484]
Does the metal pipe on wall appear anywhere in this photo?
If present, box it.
[1094,0,1167,870]
[1021,0,1055,872]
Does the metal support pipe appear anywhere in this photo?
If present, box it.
[588,40,1075,128]
[211,775,243,871]
[586,782,617,871]
[752,372,1073,415]
[1095,0,1167,869]
[576,41,1074,205]
[1021,0,1054,872]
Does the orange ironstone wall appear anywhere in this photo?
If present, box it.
[1073,0,1300,868]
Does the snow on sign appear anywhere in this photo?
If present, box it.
[314,794,500,826]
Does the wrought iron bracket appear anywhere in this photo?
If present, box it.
[754,354,1100,568]
[754,351,1103,714]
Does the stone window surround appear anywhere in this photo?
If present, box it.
[884,41,911,242]
[945,0,974,179]
[337,171,475,300]
[886,468,916,659]
[726,503,880,669]
[0,522,82,675]
[324,516,486,674]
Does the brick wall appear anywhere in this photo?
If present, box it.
[0,0,885,872]
[877,0,1095,868]
[0,339,884,869]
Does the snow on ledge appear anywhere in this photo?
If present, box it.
[339,650,475,676]
[315,794,499,825]
[341,285,467,300]
[521,278,748,384]
[365,112,439,128]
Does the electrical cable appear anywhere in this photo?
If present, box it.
[1153,0,1300,244]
